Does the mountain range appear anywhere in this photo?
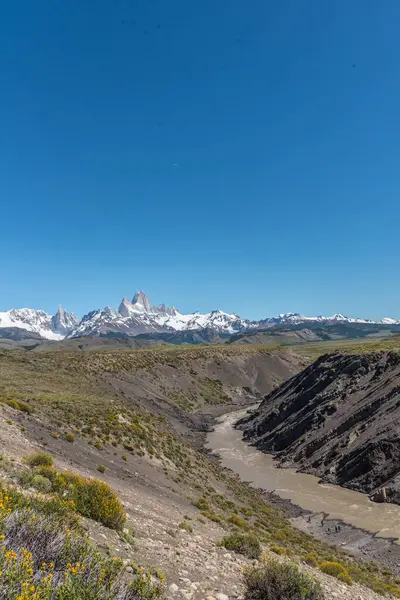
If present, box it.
[0,291,399,342]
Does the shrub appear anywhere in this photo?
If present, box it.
[270,545,285,555]
[25,451,54,467]
[0,397,34,414]
[228,513,251,530]
[97,464,106,473]
[34,465,58,483]
[30,474,53,493]
[302,553,319,567]
[244,561,325,600]
[52,471,126,529]
[336,571,353,585]
[65,432,75,442]
[0,454,11,471]
[319,561,352,585]
[192,496,210,511]
[220,533,261,559]
[0,486,162,600]
[179,520,193,533]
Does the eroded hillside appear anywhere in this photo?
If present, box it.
[1,345,400,599]
[239,351,400,503]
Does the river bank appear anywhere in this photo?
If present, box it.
[205,408,400,576]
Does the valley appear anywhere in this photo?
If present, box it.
[1,342,400,599]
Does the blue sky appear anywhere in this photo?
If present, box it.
[1,0,399,320]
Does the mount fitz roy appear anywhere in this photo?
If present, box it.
[0,290,399,341]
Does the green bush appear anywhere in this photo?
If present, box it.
[97,465,106,473]
[179,520,193,533]
[219,533,261,559]
[244,561,325,600]
[319,562,352,585]
[227,513,250,530]
[30,474,53,494]
[65,432,75,442]
[34,465,58,482]
[25,451,54,467]
[270,545,286,555]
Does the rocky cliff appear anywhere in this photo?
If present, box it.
[238,351,400,504]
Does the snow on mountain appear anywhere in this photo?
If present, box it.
[69,293,252,338]
[260,312,374,326]
[0,307,77,340]
[1,292,399,340]
[51,305,79,335]
[379,317,400,325]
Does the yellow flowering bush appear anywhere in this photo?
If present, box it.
[23,459,126,530]
[52,472,126,530]
[0,486,163,600]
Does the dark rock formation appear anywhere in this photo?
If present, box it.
[238,351,400,504]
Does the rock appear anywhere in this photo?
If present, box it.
[223,553,232,560]
[125,566,133,573]
[206,596,216,600]
[179,589,193,600]
[215,593,229,600]
[369,487,387,503]
[168,583,179,595]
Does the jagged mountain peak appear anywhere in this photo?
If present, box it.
[132,290,152,312]
[1,293,399,341]
[0,306,77,340]
[51,305,78,335]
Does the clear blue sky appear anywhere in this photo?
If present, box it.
[1,0,399,320]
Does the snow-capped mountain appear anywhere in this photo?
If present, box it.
[1,292,399,341]
[67,292,254,338]
[0,306,78,340]
[260,312,378,326]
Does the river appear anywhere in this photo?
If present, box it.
[206,408,400,542]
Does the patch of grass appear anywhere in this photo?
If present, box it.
[244,560,325,600]
[65,432,75,442]
[219,533,261,559]
[25,451,54,467]
[0,396,34,414]
[97,464,106,473]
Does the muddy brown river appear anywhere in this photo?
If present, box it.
[206,408,400,542]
